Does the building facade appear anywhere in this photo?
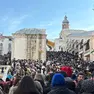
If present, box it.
[0,34,12,55]
[67,31,94,61]
[54,15,94,61]
[54,16,70,51]
[12,28,46,61]
[54,16,86,51]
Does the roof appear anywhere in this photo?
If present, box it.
[0,35,12,39]
[14,28,46,35]
[62,29,87,33]
[4,36,12,39]
[63,15,69,23]
[69,31,94,37]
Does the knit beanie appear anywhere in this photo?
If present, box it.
[51,73,65,87]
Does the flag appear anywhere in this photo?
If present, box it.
[47,45,52,50]
[46,39,55,47]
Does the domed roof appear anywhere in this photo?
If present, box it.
[14,28,46,34]
[63,15,69,24]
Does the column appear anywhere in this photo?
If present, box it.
[11,36,15,60]
[36,35,39,60]
[41,34,46,62]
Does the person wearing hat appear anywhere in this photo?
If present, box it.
[48,73,76,94]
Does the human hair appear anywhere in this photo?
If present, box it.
[14,76,39,94]
[77,72,84,77]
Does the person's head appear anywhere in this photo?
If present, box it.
[34,73,44,82]
[77,72,84,82]
[8,71,11,75]
[51,73,65,87]
[34,73,44,88]
[60,66,72,77]
[14,76,39,94]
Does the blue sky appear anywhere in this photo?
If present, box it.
[0,0,94,39]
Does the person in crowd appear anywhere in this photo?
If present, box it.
[0,88,3,94]
[60,66,73,77]
[76,72,85,94]
[48,73,76,94]
[65,76,76,92]
[14,76,39,94]
[44,73,54,94]
[59,66,76,92]
[6,71,13,81]
[77,73,84,83]
[34,80,43,94]
[9,76,21,94]
[34,73,45,90]
[0,51,93,94]
[80,79,94,94]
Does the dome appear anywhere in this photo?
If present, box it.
[63,16,69,24]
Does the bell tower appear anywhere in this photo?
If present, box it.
[62,15,69,29]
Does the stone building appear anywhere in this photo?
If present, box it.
[12,28,46,61]
[0,34,12,55]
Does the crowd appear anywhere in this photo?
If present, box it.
[0,51,94,94]
[0,52,11,65]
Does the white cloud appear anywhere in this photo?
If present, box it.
[82,25,94,31]
[39,21,53,27]
[7,14,28,32]
[2,16,8,21]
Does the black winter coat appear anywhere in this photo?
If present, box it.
[47,86,76,94]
